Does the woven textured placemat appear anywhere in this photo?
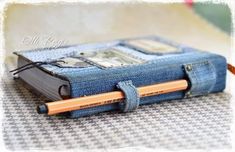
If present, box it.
[1,70,232,151]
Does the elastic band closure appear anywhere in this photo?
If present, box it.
[10,61,45,72]
[10,60,65,75]
[116,80,140,112]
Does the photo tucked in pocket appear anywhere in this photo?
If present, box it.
[55,57,92,68]
[122,38,181,55]
[73,48,147,68]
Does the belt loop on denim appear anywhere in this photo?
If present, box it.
[183,60,217,98]
[116,80,140,112]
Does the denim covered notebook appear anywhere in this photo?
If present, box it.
[13,36,227,118]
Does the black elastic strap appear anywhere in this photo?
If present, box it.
[10,61,45,72]
[10,60,65,75]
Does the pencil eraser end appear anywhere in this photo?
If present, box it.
[37,104,48,114]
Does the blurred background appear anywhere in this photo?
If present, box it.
[190,2,231,34]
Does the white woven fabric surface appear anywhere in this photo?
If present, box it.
[1,68,232,151]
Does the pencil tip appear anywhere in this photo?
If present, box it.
[37,104,48,114]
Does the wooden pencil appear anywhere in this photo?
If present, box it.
[37,79,188,115]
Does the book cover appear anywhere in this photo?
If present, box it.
[14,36,227,118]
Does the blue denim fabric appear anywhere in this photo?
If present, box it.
[15,36,227,118]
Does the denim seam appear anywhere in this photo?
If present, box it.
[68,56,221,84]
[70,63,181,84]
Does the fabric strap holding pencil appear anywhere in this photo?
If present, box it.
[11,36,233,118]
